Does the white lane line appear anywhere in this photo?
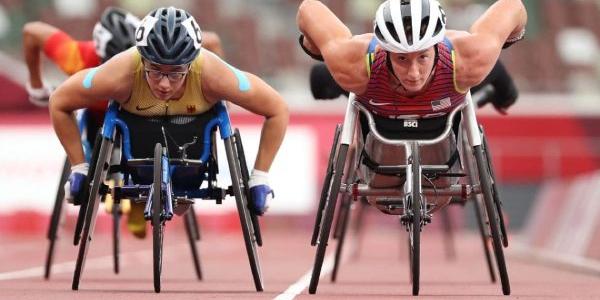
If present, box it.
[274,253,335,300]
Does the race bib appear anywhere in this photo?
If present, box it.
[93,23,113,58]
[181,17,202,49]
[135,15,158,47]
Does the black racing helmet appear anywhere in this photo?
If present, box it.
[93,7,140,62]
[135,7,202,65]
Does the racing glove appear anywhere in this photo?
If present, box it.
[248,169,274,216]
[64,162,89,205]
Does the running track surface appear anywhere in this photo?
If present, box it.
[1,217,599,300]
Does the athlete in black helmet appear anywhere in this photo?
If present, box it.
[50,7,289,220]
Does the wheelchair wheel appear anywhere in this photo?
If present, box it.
[72,136,113,290]
[184,208,203,280]
[331,194,352,282]
[473,145,510,295]
[462,129,496,283]
[44,158,70,279]
[481,129,508,247]
[473,196,496,282]
[190,205,201,241]
[308,143,349,294]
[224,137,263,292]
[112,201,120,274]
[74,132,103,246]
[233,129,262,247]
[408,143,421,296]
[312,124,342,246]
[152,143,165,293]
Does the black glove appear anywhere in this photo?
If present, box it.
[471,60,518,113]
[299,34,324,62]
[310,63,349,100]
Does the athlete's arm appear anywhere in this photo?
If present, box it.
[49,49,135,165]
[201,51,288,172]
[297,0,370,93]
[202,31,225,58]
[451,0,527,90]
[22,22,59,88]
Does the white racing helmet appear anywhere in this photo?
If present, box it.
[374,0,447,53]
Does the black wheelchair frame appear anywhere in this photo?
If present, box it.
[65,101,263,293]
[309,92,510,296]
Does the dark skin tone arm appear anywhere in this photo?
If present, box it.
[22,21,59,88]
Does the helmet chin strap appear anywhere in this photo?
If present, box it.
[386,45,439,93]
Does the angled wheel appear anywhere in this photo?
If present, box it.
[72,136,113,290]
[312,125,342,246]
[184,208,203,280]
[331,194,352,282]
[308,143,349,294]
[480,128,508,247]
[73,132,103,246]
[408,143,421,296]
[112,201,120,274]
[473,145,510,295]
[462,129,496,283]
[44,158,70,279]
[224,137,263,292]
[233,129,262,246]
[152,143,165,293]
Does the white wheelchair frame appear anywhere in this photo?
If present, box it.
[308,92,510,296]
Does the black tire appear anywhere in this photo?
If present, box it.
[189,205,201,241]
[408,143,421,296]
[233,129,262,247]
[184,209,203,280]
[308,144,348,294]
[224,137,263,292]
[112,201,120,274]
[462,128,496,283]
[481,130,508,247]
[331,194,352,282]
[473,196,497,282]
[153,143,164,293]
[312,124,342,246]
[44,158,70,279]
[72,137,113,290]
[474,145,510,295]
[74,132,103,246]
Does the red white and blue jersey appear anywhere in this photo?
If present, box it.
[356,37,466,119]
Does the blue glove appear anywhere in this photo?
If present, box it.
[64,163,89,205]
[249,184,274,216]
[248,169,274,216]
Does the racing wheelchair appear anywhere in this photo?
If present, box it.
[70,101,263,293]
[309,91,510,296]
[325,85,508,286]
[44,110,204,281]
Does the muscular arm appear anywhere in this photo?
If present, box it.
[49,50,135,165]
[297,0,369,93]
[22,22,59,88]
[202,31,225,58]
[452,0,527,90]
[201,52,289,172]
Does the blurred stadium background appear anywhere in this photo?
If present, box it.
[0,0,598,268]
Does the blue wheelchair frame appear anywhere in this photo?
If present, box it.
[71,100,264,293]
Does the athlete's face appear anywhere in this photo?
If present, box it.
[388,47,436,93]
[143,60,190,100]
